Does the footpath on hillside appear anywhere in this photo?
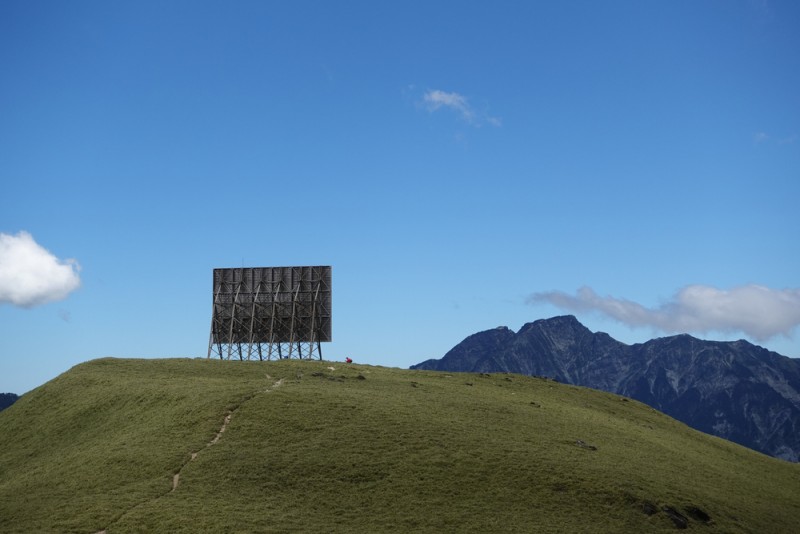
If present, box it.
[95,375,287,534]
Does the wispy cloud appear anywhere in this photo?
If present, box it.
[0,231,81,308]
[753,131,797,145]
[422,89,501,127]
[486,116,502,127]
[424,90,474,121]
[528,284,800,342]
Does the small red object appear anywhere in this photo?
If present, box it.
[345,357,353,363]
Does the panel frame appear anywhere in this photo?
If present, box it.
[207,266,331,360]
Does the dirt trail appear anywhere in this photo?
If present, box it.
[171,378,284,492]
[95,377,285,533]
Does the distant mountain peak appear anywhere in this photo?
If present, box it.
[411,316,800,462]
[526,314,583,327]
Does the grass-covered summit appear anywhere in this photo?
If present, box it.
[1,357,798,533]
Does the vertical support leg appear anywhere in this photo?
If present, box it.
[227,283,242,361]
[288,283,300,358]
[208,285,222,359]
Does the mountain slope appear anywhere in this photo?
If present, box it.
[411,315,800,461]
[1,358,799,532]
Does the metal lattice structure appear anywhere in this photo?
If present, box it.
[207,266,332,360]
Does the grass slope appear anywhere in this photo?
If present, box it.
[1,358,799,533]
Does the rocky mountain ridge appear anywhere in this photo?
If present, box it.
[411,315,800,461]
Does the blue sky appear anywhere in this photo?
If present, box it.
[1,0,798,394]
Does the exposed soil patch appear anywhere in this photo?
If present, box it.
[640,501,658,516]
[662,506,689,529]
[209,414,232,446]
[574,439,597,451]
[686,506,711,523]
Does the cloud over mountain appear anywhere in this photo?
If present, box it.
[528,284,800,341]
[0,231,81,308]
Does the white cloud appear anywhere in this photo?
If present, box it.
[0,231,81,308]
[424,90,473,120]
[422,89,500,127]
[528,284,800,341]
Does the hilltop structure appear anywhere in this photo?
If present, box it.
[207,266,332,360]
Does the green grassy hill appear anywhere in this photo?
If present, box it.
[1,358,798,533]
